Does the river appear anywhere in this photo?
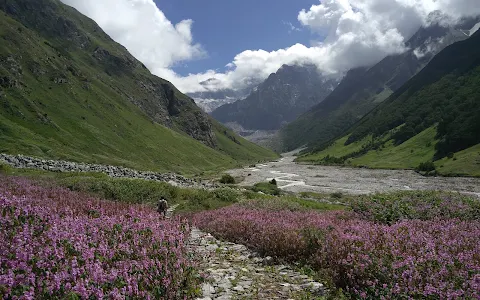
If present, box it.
[228,154,480,197]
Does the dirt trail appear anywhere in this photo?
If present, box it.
[228,155,480,196]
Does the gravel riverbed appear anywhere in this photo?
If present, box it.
[228,155,480,197]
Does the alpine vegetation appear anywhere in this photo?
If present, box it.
[0,176,200,299]
[193,192,480,298]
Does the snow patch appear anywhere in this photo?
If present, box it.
[470,22,480,36]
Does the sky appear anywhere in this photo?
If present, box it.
[60,0,480,95]
[159,0,319,76]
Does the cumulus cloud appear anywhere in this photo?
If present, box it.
[61,0,480,94]
[179,0,480,93]
[60,0,204,79]
[413,37,445,59]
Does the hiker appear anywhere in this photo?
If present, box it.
[157,197,169,218]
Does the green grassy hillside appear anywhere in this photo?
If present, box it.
[348,127,437,169]
[281,24,473,152]
[297,30,480,176]
[298,32,480,176]
[345,31,480,159]
[0,0,278,174]
[436,144,480,177]
[298,127,480,176]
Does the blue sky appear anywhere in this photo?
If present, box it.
[61,0,480,94]
[159,0,318,75]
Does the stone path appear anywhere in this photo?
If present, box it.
[167,204,325,299]
[165,204,179,219]
[188,229,324,299]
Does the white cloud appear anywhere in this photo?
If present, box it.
[179,0,480,94]
[413,37,445,59]
[60,0,204,79]
[61,0,480,94]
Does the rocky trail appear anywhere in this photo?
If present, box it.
[189,229,324,300]
[167,205,325,299]
[165,204,180,219]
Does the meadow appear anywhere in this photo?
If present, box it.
[194,191,480,299]
[2,167,479,299]
[0,176,202,299]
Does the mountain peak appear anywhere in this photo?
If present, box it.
[211,64,340,132]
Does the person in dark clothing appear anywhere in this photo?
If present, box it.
[157,197,168,218]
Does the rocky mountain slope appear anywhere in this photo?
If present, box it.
[189,86,253,113]
[0,0,278,174]
[194,96,238,113]
[282,18,479,151]
[298,29,480,177]
[211,64,339,131]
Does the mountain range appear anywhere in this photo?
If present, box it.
[1,0,479,177]
[297,25,480,176]
[0,0,277,174]
[211,64,340,131]
[281,17,480,152]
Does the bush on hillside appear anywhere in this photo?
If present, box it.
[321,155,345,165]
[212,188,240,203]
[269,178,277,186]
[330,192,343,199]
[219,174,235,184]
[416,161,436,172]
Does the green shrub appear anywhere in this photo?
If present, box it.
[252,182,281,196]
[0,163,12,174]
[321,155,345,165]
[58,175,240,213]
[330,192,343,199]
[59,177,177,204]
[219,174,235,184]
[416,161,436,172]
[269,178,277,186]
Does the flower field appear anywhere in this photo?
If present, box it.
[194,193,480,299]
[0,176,199,299]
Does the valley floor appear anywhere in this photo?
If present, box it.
[228,154,480,197]
[2,160,479,299]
